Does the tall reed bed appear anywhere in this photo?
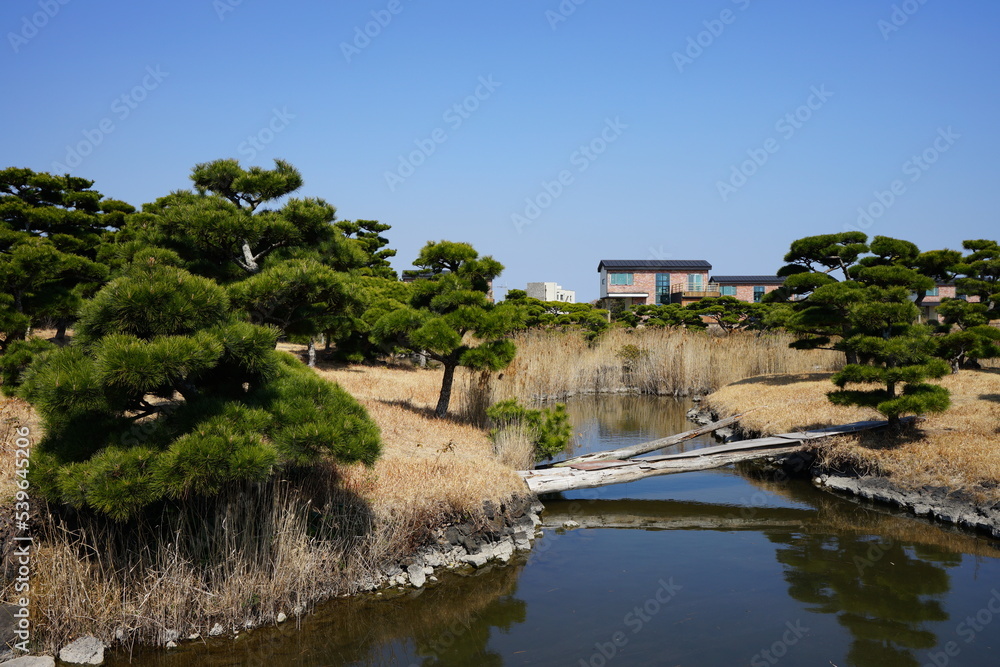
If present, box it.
[19,461,446,653]
[458,327,844,411]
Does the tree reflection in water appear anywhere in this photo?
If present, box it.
[767,513,960,666]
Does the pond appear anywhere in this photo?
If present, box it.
[110,395,1000,666]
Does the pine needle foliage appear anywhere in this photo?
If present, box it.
[18,263,381,520]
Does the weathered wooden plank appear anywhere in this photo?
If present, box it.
[549,412,747,468]
[520,445,805,495]
[539,499,813,531]
[519,418,908,494]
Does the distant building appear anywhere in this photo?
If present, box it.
[709,275,785,303]
[597,259,713,306]
[527,282,575,303]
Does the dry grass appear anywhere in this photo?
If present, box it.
[472,327,844,404]
[706,369,1000,500]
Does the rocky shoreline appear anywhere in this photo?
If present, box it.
[688,405,1000,540]
[0,497,544,665]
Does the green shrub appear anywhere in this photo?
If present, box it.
[486,398,571,462]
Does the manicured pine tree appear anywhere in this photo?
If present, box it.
[371,241,525,417]
[0,167,132,347]
[18,261,380,520]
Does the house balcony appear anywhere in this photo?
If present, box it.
[668,283,721,301]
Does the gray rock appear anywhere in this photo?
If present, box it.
[187,633,200,641]
[421,550,444,568]
[381,564,403,578]
[165,641,177,649]
[208,623,224,637]
[0,657,56,667]
[276,612,287,624]
[160,629,180,645]
[460,551,489,568]
[58,636,105,665]
[562,520,580,529]
[407,564,426,588]
[492,540,514,563]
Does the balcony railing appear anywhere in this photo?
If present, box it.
[668,283,721,298]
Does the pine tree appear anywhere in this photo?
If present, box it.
[0,168,131,346]
[18,262,380,520]
[371,241,524,417]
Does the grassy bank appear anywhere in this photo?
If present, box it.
[706,369,1000,501]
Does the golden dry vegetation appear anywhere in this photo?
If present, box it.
[706,369,1000,500]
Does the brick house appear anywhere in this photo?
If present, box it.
[708,275,785,303]
[917,283,980,322]
[597,260,712,306]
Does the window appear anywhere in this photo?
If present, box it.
[610,273,633,286]
[927,286,939,297]
[655,273,671,304]
[753,286,766,302]
[720,285,736,296]
[687,274,704,292]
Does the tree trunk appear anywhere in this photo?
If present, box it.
[55,318,68,341]
[240,241,259,273]
[307,338,316,368]
[435,363,457,417]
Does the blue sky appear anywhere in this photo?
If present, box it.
[4,0,998,301]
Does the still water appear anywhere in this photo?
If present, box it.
[112,396,1000,666]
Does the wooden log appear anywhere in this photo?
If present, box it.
[521,445,805,495]
[549,412,748,468]
[521,418,906,495]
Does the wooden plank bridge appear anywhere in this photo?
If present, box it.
[519,417,901,495]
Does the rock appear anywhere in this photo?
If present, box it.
[165,641,177,649]
[530,514,542,527]
[562,520,580,529]
[0,657,56,667]
[421,550,444,568]
[460,551,489,568]
[208,623,224,637]
[492,540,514,563]
[58,636,105,665]
[292,605,304,616]
[381,564,402,578]
[159,629,180,645]
[429,576,438,582]
[276,612,287,624]
[407,564,426,588]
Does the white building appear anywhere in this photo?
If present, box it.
[526,282,575,303]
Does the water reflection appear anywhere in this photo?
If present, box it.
[563,394,711,457]
[107,564,528,667]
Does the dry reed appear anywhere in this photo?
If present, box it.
[459,327,843,408]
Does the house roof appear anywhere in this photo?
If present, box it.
[597,259,712,272]
[709,275,785,285]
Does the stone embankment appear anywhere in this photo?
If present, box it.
[0,497,544,665]
[686,405,1000,539]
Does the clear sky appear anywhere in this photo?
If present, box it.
[4,0,998,301]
